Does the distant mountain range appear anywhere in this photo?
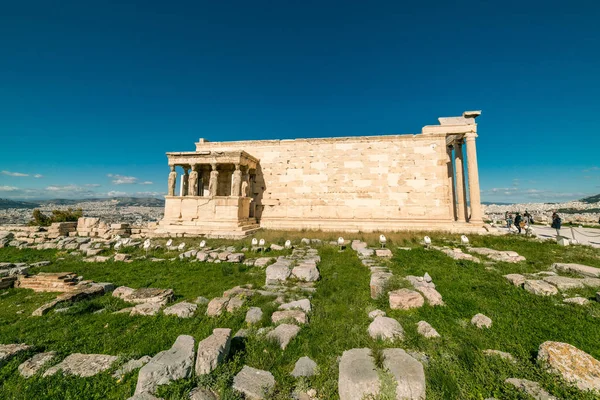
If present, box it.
[0,197,165,210]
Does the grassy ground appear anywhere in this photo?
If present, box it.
[0,231,599,399]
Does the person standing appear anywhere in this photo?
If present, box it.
[551,212,562,238]
[514,212,522,234]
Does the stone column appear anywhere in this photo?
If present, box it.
[231,164,242,196]
[188,165,199,196]
[208,163,219,197]
[446,145,457,221]
[182,167,189,197]
[167,165,177,196]
[454,140,468,222]
[464,133,483,223]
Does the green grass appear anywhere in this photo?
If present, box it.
[0,232,599,399]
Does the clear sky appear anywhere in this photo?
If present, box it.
[1,0,599,203]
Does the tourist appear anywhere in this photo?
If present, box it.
[514,212,522,234]
[505,212,512,229]
[551,212,562,238]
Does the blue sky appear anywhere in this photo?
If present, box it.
[1,0,599,203]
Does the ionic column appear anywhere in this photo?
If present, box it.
[181,167,189,197]
[188,165,199,196]
[167,165,177,196]
[464,133,483,223]
[454,140,468,222]
[231,164,242,196]
[446,145,457,221]
[208,163,219,197]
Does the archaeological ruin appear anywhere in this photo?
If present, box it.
[157,111,485,237]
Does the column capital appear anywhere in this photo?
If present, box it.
[210,163,217,170]
[169,165,175,172]
[463,132,478,140]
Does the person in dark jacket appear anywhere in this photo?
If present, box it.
[514,212,522,234]
[551,212,562,238]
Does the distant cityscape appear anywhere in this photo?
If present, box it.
[0,197,164,226]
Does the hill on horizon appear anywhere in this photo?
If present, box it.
[581,193,600,203]
[0,196,165,209]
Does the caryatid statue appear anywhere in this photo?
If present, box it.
[231,164,242,196]
[188,165,199,196]
[241,172,249,197]
[208,163,219,197]
[167,165,177,196]
[182,167,189,196]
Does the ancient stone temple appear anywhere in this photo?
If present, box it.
[157,111,485,237]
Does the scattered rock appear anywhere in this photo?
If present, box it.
[44,353,118,377]
[504,274,526,287]
[114,253,132,262]
[163,302,197,318]
[415,286,444,306]
[0,343,31,367]
[367,316,404,342]
[270,244,284,251]
[291,262,320,282]
[232,365,276,399]
[471,313,492,329]
[113,287,173,305]
[206,297,229,316]
[271,310,307,325]
[266,324,301,349]
[563,297,589,305]
[254,257,274,268]
[113,356,152,379]
[505,378,557,400]
[189,386,219,400]
[245,307,263,324]
[196,328,231,375]
[135,335,196,395]
[524,280,559,296]
[469,247,525,263]
[227,253,245,263]
[542,276,585,290]
[291,356,318,377]
[370,272,393,299]
[368,309,386,319]
[538,341,600,393]
[265,262,292,285]
[375,249,393,258]
[389,288,424,310]
[18,351,56,378]
[417,321,440,338]
[194,296,209,305]
[338,348,380,400]
[552,263,600,278]
[357,248,375,257]
[226,296,246,313]
[279,299,311,313]
[32,285,105,316]
[382,348,426,400]
[131,302,162,316]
